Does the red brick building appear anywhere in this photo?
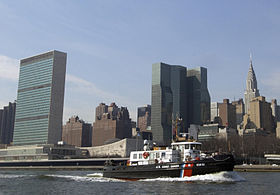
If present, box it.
[219,99,236,129]
[92,103,132,146]
[62,116,92,147]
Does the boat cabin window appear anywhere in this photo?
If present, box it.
[179,145,184,151]
[185,144,190,149]
[156,152,160,158]
[139,153,143,159]
[190,144,201,150]
[133,153,137,159]
[162,152,166,158]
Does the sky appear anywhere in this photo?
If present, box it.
[0,0,280,123]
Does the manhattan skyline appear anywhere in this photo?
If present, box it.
[0,0,280,123]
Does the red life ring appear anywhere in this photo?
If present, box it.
[143,152,150,159]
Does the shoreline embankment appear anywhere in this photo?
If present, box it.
[234,164,280,172]
[1,164,280,172]
[0,166,104,170]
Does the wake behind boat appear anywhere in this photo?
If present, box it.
[103,139,235,179]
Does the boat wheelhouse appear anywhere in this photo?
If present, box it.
[129,141,202,166]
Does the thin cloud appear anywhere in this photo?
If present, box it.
[66,74,138,106]
[262,71,280,90]
[261,71,280,100]
[66,74,122,100]
[0,55,19,81]
[65,74,138,121]
[0,55,138,122]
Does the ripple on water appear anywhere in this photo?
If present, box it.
[45,173,124,183]
[0,174,34,179]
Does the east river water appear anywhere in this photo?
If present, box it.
[0,170,278,195]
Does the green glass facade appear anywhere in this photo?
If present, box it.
[187,67,211,125]
[13,51,67,145]
[151,63,188,146]
[151,63,210,146]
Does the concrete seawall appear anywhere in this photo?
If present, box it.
[0,158,128,170]
[0,166,104,170]
[234,164,280,172]
[83,138,144,158]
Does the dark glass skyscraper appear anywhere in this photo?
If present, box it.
[151,63,210,146]
[187,67,211,125]
[0,102,16,144]
[151,63,188,146]
[13,50,67,145]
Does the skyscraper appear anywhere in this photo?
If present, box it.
[0,102,16,144]
[244,55,260,114]
[151,63,211,145]
[13,50,67,145]
[187,67,211,125]
[151,63,188,146]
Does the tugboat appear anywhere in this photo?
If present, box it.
[103,138,235,179]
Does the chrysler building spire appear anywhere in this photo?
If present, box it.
[244,53,260,113]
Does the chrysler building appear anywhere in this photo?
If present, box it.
[244,54,260,114]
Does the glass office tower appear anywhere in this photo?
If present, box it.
[13,50,67,145]
[0,102,16,144]
[151,63,188,146]
[187,67,211,125]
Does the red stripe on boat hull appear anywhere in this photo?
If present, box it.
[183,163,193,177]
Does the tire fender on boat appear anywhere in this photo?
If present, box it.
[143,152,150,159]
